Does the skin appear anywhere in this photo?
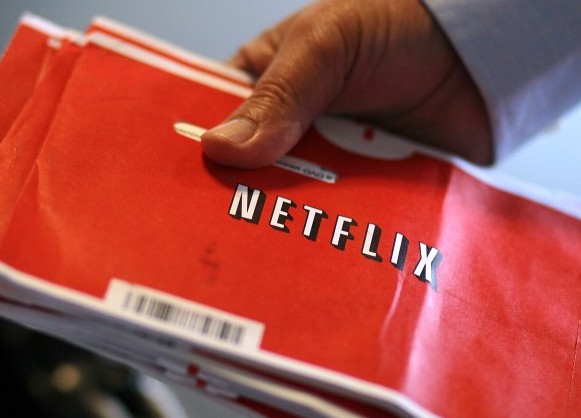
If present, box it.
[201,0,493,168]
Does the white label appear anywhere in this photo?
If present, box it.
[174,121,205,142]
[273,155,338,184]
[105,278,264,350]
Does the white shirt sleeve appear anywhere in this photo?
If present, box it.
[421,0,581,161]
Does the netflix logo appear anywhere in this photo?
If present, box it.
[227,183,443,289]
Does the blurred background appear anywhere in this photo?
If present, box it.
[1,1,580,417]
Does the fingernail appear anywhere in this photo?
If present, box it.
[206,118,257,144]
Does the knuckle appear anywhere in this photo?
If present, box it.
[233,44,259,73]
[234,28,282,75]
[249,75,299,117]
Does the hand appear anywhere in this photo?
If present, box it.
[201,0,493,167]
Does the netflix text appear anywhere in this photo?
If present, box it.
[227,184,442,290]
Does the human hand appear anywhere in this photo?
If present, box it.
[201,0,493,167]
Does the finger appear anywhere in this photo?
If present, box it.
[202,6,357,168]
[226,12,298,76]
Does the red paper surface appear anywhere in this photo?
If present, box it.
[0,32,580,418]
[0,41,82,236]
[0,20,62,141]
[86,17,252,87]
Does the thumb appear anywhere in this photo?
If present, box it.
[201,18,350,168]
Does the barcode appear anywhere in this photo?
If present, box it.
[105,279,264,350]
[124,291,245,345]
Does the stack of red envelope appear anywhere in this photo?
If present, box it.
[1,13,580,418]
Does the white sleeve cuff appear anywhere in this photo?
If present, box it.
[421,0,581,161]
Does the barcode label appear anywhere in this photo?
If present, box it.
[105,279,264,350]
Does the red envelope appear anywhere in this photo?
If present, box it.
[87,16,253,87]
[0,32,580,418]
[0,14,67,141]
[0,40,83,237]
